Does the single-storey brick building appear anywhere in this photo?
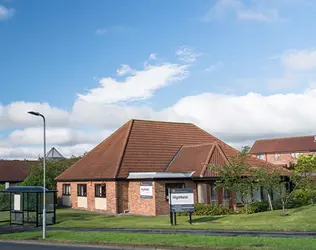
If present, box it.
[55,119,288,216]
[0,160,37,188]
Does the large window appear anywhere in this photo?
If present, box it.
[62,184,71,196]
[77,184,87,197]
[222,189,230,207]
[165,183,185,200]
[291,152,302,159]
[95,184,106,198]
[210,183,218,205]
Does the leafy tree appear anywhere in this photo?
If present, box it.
[210,150,265,215]
[293,154,316,205]
[21,156,82,190]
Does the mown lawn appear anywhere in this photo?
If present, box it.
[52,205,316,231]
[1,231,316,250]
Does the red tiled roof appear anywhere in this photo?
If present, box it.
[56,120,133,181]
[250,135,316,154]
[0,160,37,183]
[56,119,289,181]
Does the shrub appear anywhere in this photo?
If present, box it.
[178,203,234,216]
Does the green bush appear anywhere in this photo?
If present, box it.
[178,203,234,216]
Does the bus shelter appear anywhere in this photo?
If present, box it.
[0,186,56,227]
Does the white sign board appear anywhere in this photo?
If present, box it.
[140,182,153,198]
[170,188,194,212]
[14,194,21,211]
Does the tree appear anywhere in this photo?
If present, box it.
[21,156,82,190]
[293,154,316,205]
[262,155,316,216]
[210,150,265,215]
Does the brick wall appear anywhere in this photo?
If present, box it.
[117,181,129,213]
[57,181,117,214]
[128,181,156,216]
[154,180,197,216]
[263,152,316,167]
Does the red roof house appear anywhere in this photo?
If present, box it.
[56,119,289,216]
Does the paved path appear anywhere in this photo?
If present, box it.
[1,225,316,238]
[0,240,193,250]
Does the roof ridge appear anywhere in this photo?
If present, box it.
[164,146,183,172]
[114,120,135,178]
[255,135,315,142]
[131,119,193,125]
[182,143,215,148]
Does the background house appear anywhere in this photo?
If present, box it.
[55,119,288,216]
[0,160,37,188]
[250,135,316,168]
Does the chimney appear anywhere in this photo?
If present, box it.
[314,135,316,142]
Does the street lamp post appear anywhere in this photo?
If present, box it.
[28,111,46,239]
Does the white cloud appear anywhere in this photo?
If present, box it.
[96,28,108,35]
[0,102,70,129]
[170,89,316,143]
[281,49,316,70]
[176,46,202,64]
[203,0,281,22]
[205,61,223,72]
[116,64,133,76]
[0,144,95,160]
[77,63,188,104]
[0,5,14,20]
[2,127,111,147]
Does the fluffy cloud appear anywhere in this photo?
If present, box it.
[0,5,14,20]
[77,63,188,104]
[2,127,111,147]
[0,144,95,160]
[203,0,281,22]
[281,49,316,70]
[171,89,316,143]
[0,102,70,129]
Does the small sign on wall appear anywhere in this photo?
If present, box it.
[140,182,153,198]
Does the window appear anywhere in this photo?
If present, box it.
[291,152,301,159]
[257,154,264,160]
[210,183,218,204]
[62,184,71,196]
[77,184,87,197]
[95,184,106,197]
[165,183,185,200]
[275,154,281,160]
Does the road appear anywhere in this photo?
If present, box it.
[0,242,128,250]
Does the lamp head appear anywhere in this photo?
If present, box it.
[28,111,41,116]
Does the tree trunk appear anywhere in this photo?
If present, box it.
[311,197,314,206]
[268,193,273,211]
[281,200,286,216]
[245,203,248,215]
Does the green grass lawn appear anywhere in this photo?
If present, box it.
[52,205,316,231]
[1,231,316,250]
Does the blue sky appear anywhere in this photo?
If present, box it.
[1,0,316,159]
